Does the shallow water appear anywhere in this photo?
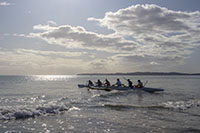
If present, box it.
[0,75,200,132]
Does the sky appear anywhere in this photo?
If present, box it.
[0,0,200,75]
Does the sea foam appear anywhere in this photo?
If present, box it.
[0,102,71,120]
[162,99,200,110]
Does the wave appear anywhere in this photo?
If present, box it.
[98,90,143,98]
[1,95,199,120]
[0,101,75,120]
[102,99,200,111]
[102,104,167,111]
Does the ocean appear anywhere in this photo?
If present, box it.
[0,75,200,133]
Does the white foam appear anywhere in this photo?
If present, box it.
[68,106,81,111]
[0,106,39,120]
[0,102,71,120]
[162,99,200,110]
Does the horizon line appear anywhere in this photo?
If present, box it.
[1,71,200,76]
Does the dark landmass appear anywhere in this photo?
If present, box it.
[78,72,200,76]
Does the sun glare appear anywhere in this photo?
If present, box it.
[32,75,76,81]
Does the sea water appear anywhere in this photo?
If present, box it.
[0,75,200,133]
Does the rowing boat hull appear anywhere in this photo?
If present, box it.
[87,86,112,91]
[87,85,164,93]
[133,87,164,93]
[78,84,164,93]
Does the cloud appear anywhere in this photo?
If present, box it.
[89,59,108,71]
[89,4,200,34]
[0,49,89,75]
[150,61,160,65]
[112,53,185,64]
[13,33,29,37]
[47,20,57,26]
[88,4,200,66]
[29,24,138,52]
[17,4,200,73]
[16,49,87,58]
[0,2,10,6]
[89,4,200,48]
[30,5,200,53]
[106,54,185,72]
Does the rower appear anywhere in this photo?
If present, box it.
[115,78,122,86]
[127,79,133,88]
[136,80,143,88]
[104,79,111,87]
[88,80,94,86]
[96,79,102,87]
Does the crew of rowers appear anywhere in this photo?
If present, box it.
[88,79,143,88]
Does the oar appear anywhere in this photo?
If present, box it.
[144,80,148,87]
[123,77,128,81]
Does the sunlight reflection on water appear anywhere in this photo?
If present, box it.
[31,75,77,81]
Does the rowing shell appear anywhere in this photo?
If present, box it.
[86,85,164,93]
[87,86,112,91]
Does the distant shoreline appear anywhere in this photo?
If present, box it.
[78,72,200,76]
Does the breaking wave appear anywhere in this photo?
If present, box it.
[0,101,76,120]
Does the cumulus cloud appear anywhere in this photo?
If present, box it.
[89,4,200,46]
[22,4,200,73]
[88,4,200,65]
[29,24,138,52]
[89,4,200,34]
